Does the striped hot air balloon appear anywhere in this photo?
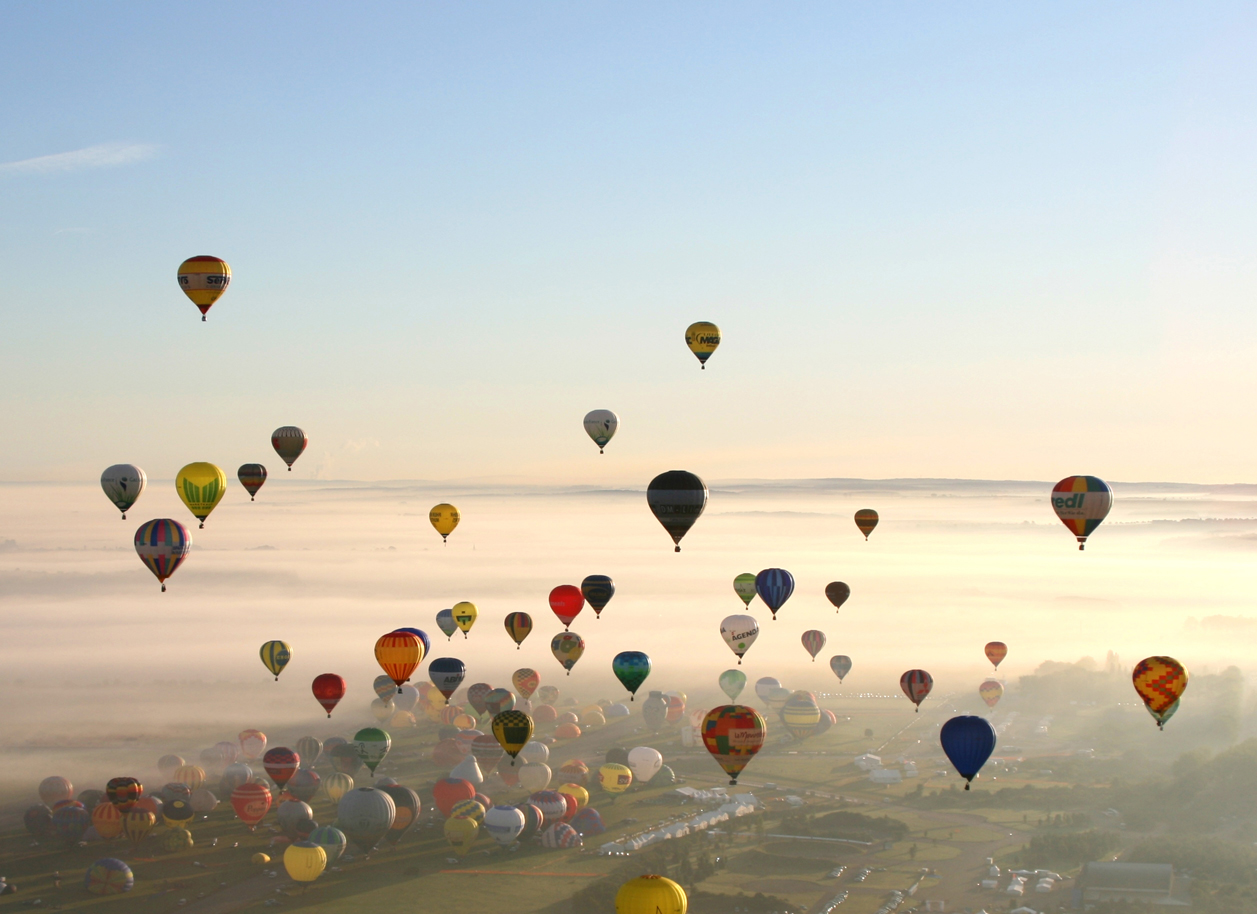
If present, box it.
[238,464,268,500]
[900,669,933,712]
[272,427,308,471]
[177,255,230,320]
[984,641,1008,670]
[755,568,795,620]
[855,509,879,539]
[134,519,191,592]
[646,470,708,552]
[1051,476,1113,550]
[260,641,291,680]
[580,575,615,618]
[375,631,424,692]
[801,630,826,661]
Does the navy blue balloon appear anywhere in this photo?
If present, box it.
[397,628,431,656]
[940,715,997,789]
[754,568,795,619]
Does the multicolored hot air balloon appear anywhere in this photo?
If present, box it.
[260,641,291,680]
[984,641,1008,670]
[583,410,619,454]
[801,630,826,661]
[551,633,585,676]
[492,710,534,765]
[611,651,651,700]
[1051,476,1113,550]
[940,715,997,789]
[238,464,267,500]
[429,503,460,543]
[825,581,850,611]
[452,601,478,638]
[685,321,721,368]
[854,509,879,540]
[106,777,143,812]
[719,615,759,665]
[549,585,584,630]
[830,655,852,683]
[312,673,346,718]
[263,748,300,789]
[101,465,146,519]
[733,573,757,606]
[647,470,708,552]
[1132,656,1189,730]
[428,657,467,702]
[272,427,308,471]
[436,609,457,640]
[900,670,933,711]
[701,705,766,785]
[512,668,540,699]
[375,631,424,692]
[719,669,746,701]
[503,612,532,649]
[175,462,226,529]
[177,256,230,320]
[781,691,822,740]
[581,575,615,618]
[755,568,794,620]
[134,519,191,592]
[979,680,1003,708]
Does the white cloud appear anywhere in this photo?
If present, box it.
[0,142,159,176]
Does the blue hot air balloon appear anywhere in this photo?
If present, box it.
[611,651,652,701]
[939,715,997,790]
[754,568,795,620]
[397,628,431,656]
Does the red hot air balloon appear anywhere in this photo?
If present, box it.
[230,782,272,829]
[262,748,300,789]
[106,777,144,812]
[549,585,584,631]
[312,674,347,718]
[900,670,934,712]
[984,642,1007,670]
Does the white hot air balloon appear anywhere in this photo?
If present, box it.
[519,741,550,765]
[101,464,147,519]
[483,805,526,846]
[720,614,760,665]
[582,410,619,454]
[627,746,663,783]
[518,762,551,792]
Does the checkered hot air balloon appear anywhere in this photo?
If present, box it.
[1133,656,1188,729]
[701,704,766,785]
[492,710,534,764]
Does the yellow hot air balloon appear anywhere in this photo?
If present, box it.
[430,503,460,543]
[323,773,354,803]
[598,763,633,794]
[444,815,479,855]
[177,256,231,321]
[283,841,327,883]
[260,641,291,681]
[176,462,226,528]
[685,321,721,369]
[1133,656,1189,729]
[616,874,688,914]
[558,783,589,810]
[453,601,478,638]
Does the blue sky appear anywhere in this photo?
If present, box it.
[3,3,1257,482]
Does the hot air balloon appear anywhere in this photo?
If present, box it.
[733,573,757,606]
[484,687,516,715]
[612,651,651,700]
[92,802,123,839]
[101,465,146,519]
[271,427,307,471]
[436,609,458,640]
[175,462,226,528]
[337,788,395,855]
[446,602,475,639]
[647,470,708,552]
[753,677,780,703]
[626,747,663,784]
[283,841,327,883]
[719,669,746,701]
[134,518,191,592]
[311,673,346,717]
[106,777,143,812]
[781,691,822,740]
[900,670,933,711]
[239,729,267,760]
[176,255,230,320]
[830,655,852,683]
[123,809,155,851]
[984,641,1008,670]
[397,627,431,656]
[583,409,619,454]
[465,682,492,717]
[352,728,391,775]
[323,773,354,804]
[39,776,73,806]
[259,641,291,680]
[287,769,321,803]
[512,668,540,700]
[429,657,467,702]
[581,574,615,618]
[85,857,134,895]
[701,705,766,785]
[381,784,421,846]
[616,874,688,914]
[685,321,720,368]
[641,691,668,732]
[755,568,794,620]
[484,805,526,846]
[376,631,424,692]
[825,581,850,611]
[549,585,584,630]
[295,737,323,769]
[430,503,460,543]
[444,814,479,855]
[719,614,759,665]
[940,715,997,789]
[309,825,347,865]
[854,509,878,539]
[503,612,532,648]
[492,710,534,765]
[231,782,271,829]
[801,630,826,661]
[237,464,267,500]
[173,765,206,791]
[598,763,633,794]
[1051,476,1113,550]
[979,680,1003,708]
[551,632,585,676]
[262,748,299,789]
[1133,656,1189,729]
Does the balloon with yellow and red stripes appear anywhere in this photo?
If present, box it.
[176,256,230,321]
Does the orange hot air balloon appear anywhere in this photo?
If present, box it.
[854,509,879,540]
[1132,656,1189,729]
[376,631,424,692]
[984,641,1007,670]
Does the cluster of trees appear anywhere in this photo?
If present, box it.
[779,808,908,842]
[1018,829,1120,866]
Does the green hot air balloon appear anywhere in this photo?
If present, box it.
[733,573,757,607]
[352,728,391,775]
[611,651,651,701]
[719,669,747,702]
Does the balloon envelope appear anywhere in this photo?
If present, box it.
[101,464,146,519]
[754,568,794,618]
[984,641,1008,669]
[854,508,879,539]
[551,632,585,674]
[685,321,720,367]
[1051,475,1113,549]
[701,705,766,785]
[238,463,267,499]
[271,427,308,469]
[134,518,191,591]
[177,255,230,318]
[429,503,460,541]
[801,630,826,660]
[175,462,226,527]
[646,470,708,551]
[940,715,997,788]
[733,573,757,606]
[1133,656,1189,727]
[512,668,540,699]
[503,612,532,648]
[719,669,746,701]
[612,651,651,698]
[616,874,687,914]
[581,574,615,616]
[979,680,1004,708]
[336,788,396,854]
[830,655,852,683]
[825,581,851,610]
[583,409,619,452]
[452,601,478,636]
[900,670,933,710]
[719,615,759,664]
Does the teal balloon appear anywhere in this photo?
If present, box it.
[611,651,651,700]
[719,669,746,701]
